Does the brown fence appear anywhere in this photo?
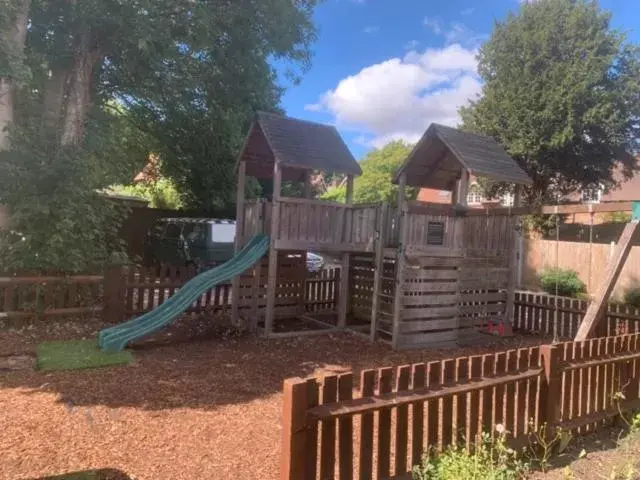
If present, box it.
[281,333,640,480]
[103,265,340,323]
[0,275,103,321]
[514,290,640,339]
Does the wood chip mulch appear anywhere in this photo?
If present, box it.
[0,317,546,480]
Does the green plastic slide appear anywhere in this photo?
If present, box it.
[99,235,269,352]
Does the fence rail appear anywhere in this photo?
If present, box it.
[281,332,640,480]
[0,275,103,320]
[513,290,640,338]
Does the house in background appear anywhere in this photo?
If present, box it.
[418,156,640,221]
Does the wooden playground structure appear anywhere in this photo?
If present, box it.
[230,115,535,349]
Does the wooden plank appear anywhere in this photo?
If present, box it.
[377,367,393,479]
[370,203,388,341]
[455,357,469,447]
[426,362,440,450]
[280,378,310,480]
[411,364,426,467]
[359,370,376,480]
[402,294,458,306]
[320,375,338,480]
[400,318,458,333]
[440,359,455,448]
[575,221,639,340]
[401,306,458,320]
[338,373,354,480]
[399,330,458,348]
[467,356,482,449]
[305,378,319,479]
[392,173,408,350]
[395,365,411,475]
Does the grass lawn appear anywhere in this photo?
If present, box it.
[36,339,133,371]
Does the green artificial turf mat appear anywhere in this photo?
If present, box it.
[36,339,133,371]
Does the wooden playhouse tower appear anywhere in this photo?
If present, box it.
[231,113,533,349]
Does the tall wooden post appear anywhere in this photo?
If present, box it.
[370,202,389,341]
[265,161,282,336]
[505,185,522,328]
[302,169,313,199]
[338,175,354,328]
[392,173,408,350]
[453,170,469,249]
[231,160,246,326]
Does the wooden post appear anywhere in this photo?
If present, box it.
[338,175,354,328]
[540,344,562,429]
[453,170,469,249]
[103,265,126,323]
[370,202,389,341]
[250,199,264,332]
[232,160,246,326]
[265,161,282,336]
[505,186,522,327]
[280,377,312,480]
[302,169,313,199]
[575,220,639,341]
[392,174,408,350]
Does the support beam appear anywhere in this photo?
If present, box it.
[265,161,282,336]
[338,174,354,328]
[574,220,639,341]
[392,173,408,350]
[505,186,522,329]
[231,160,246,326]
[302,169,313,199]
[370,202,389,341]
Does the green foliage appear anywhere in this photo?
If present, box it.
[459,0,640,204]
[0,0,319,273]
[539,268,586,297]
[608,211,633,224]
[321,141,417,205]
[623,288,640,308]
[412,431,528,480]
[108,178,183,210]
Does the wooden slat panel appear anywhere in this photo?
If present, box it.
[395,365,411,475]
[411,364,426,467]
[359,370,376,480]
[377,368,393,479]
[320,375,338,480]
[338,374,354,480]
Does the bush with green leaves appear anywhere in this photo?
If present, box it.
[539,268,586,298]
[623,288,640,308]
[412,430,528,480]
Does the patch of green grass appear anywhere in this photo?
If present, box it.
[36,339,132,371]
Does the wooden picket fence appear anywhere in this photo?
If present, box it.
[103,265,340,323]
[0,275,103,321]
[513,290,640,339]
[281,333,640,480]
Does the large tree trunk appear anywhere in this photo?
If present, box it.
[41,68,68,137]
[60,26,101,147]
[0,0,30,150]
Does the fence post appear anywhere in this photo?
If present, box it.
[103,265,126,323]
[540,344,562,430]
[280,377,313,480]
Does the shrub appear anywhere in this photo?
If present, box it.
[539,268,586,298]
[412,430,528,480]
[623,288,640,308]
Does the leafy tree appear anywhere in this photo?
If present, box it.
[108,177,183,210]
[321,141,417,205]
[459,0,640,204]
[0,0,319,273]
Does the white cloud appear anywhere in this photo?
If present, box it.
[306,44,482,148]
[461,7,475,15]
[362,25,379,34]
[423,16,442,35]
[404,39,419,50]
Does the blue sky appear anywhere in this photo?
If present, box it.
[278,0,639,159]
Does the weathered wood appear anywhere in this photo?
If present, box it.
[265,161,282,336]
[359,370,376,480]
[280,378,311,480]
[392,173,408,350]
[320,375,338,480]
[232,160,246,325]
[377,367,393,479]
[575,221,639,341]
[370,202,388,341]
[401,306,459,320]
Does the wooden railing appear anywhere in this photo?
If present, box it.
[0,275,103,321]
[513,291,640,339]
[104,264,341,322]
[281,333,640,480]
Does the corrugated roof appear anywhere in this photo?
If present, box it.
[250,112,362,176]
[394,123,532,187]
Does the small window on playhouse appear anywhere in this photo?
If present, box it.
[426,221,445,245]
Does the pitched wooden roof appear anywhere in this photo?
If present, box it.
[238,112,362,180]
[393,123,532,189]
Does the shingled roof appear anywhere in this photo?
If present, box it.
[393,123,532,189]
[237,112,362,180]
